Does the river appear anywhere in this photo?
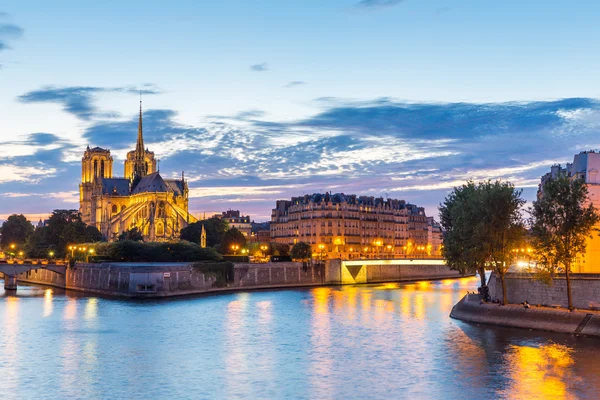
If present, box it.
[1,277,599,399]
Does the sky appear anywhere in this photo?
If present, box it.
[2,0,600,222]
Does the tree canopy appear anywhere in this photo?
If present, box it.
[530,174,600,310]
[219,227,247,254]
[180,217,228,248]
[118,227,144,242]
[1,214,34,248]
[440,180,525,304]
[23,209,104,258]
[291,242,312,260]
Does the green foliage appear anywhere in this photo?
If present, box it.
[192,262,234,288]
[19,210,104,258]
[270,242,290,256]
[291,242,312,260]
[180,217,228,247]
[1,214,34,248]
[439,180,526,304]
[118,227,144,242]
[219,227,247,254]
[87,240,223,263]
[530,175,600,310]
[439,182,486,278]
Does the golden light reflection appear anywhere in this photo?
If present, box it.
[256,300,272,328]
[63,297,77,320]
[84,298,98,320]
[502,344,575,399]
[43,289,53,318]
[225,295,250,397]
[4,296,19,386]
[310,287,333,399]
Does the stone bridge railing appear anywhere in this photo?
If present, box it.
[0,263,67,291]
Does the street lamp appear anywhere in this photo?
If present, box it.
[318,243,326,261]
[230,244,240,255]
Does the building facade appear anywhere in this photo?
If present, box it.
[215,210,252,236]
[270,193,431,259]
[79,102,197,241]
[538,151,600,273]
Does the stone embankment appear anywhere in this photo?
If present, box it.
[450,294,600,338]
[8,258,462,298]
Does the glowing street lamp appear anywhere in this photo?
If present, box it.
[318,243,326,261]
[230,244,240,255]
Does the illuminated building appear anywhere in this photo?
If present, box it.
[79,101,197,241]
[214,210,251,236]
[270,193,431,259]
[538,151,600,272]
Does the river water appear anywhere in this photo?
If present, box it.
[1,277,599,400]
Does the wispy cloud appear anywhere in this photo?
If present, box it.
[356,0,405,9]
[0,13,24,62]
[10,89,600,219]
[17,85,160,120]
[250,62,268,72]
[284,81,307,88]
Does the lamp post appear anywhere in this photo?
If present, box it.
[260,244,269,259]
[318,243,326,262]
[231,244,240,255]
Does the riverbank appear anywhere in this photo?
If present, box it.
[450,294,600,338]
[8,258,461,298]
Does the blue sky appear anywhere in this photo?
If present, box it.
[2,0,600,222]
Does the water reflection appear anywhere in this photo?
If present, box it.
[43,289,53,318]
[1,277,599,399]
[501,344,576,399]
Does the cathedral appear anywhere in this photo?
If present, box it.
[79,102,197,241]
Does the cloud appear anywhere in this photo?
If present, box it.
[9,92,600,220]
[17,85,160,120]
[250,62,268,72]
[284,81,307,88]
[0,15,24,53]
[355,0,405,9]
[0,164,58,184]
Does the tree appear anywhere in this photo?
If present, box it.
[44,209,104,257]
[439,180,526,304]
[291,242,312,263]
[439,182,488,288]
[270,242,290,256]
[480,181,526,305]
[219,228,247,254]
[118,227,144,242]
[180,217,228,248]
[1,214,34,249]
[530,175,600,310]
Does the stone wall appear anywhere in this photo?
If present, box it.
[17,262,325,298]
[488,272,600,309]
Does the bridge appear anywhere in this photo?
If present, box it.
[0,262,67,291]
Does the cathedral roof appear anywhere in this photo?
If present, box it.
[101,178,130,196]
[164,179,185,196]
[131,172,171,194]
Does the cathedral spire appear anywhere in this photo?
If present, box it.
[132,94,147,182]
[136,94,144,160]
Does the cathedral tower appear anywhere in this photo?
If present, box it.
[80,146,113,224]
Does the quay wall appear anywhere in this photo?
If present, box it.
[17,262,324,297]
[488,272,600,310]
[14,258,463,298]
[450,294,600,338]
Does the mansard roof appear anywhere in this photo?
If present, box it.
[101,178,130,196]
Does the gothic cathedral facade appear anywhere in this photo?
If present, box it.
[79,102,197,241]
